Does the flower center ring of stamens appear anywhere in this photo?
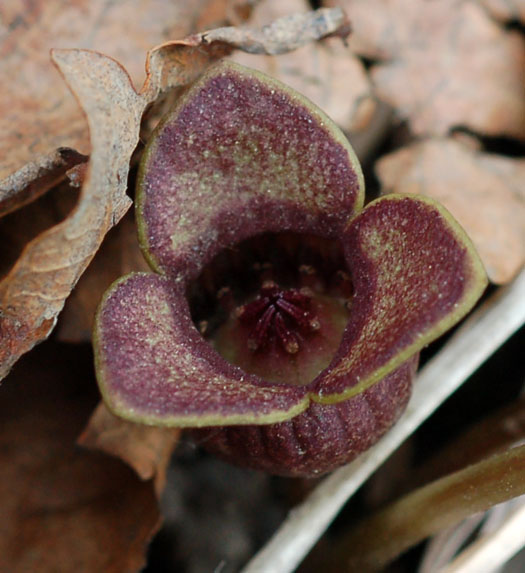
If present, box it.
[235,282,321,354]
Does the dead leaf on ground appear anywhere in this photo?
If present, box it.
[79,402,181,495]
[0,0,216,203]
[0,148,86,218]
[478,0,525,23]
[0,50,136,382]
[0,180,80,280]
[327,0,525,139]
[0,342,160,572]
[0,8,349,382]
[376,137,525,284]
[232,0,372,133]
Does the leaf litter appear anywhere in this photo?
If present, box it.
[0,6,349,382]
[0,342,160,573]
[328,0,525,139]
[1,0,525,570]
[0,6,351,570]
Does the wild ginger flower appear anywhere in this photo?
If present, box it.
[93,61,487,477]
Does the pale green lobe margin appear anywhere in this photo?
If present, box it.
[312,194,488,407]
[134,60,365,277]
[101,391,311,429]
[93,273,312,427]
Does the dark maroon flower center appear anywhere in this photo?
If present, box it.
[189,232,352,385]
[235,282,321,354]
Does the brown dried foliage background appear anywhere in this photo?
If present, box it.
[0,0,524,571]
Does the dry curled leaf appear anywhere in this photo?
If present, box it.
[232,0,373,133]
[0,0,212,202]
[0,180,80,280]
[79,402,180,495]
[0,148,86,218]
[377,137,525,284]
[329,0,525,139]
[202,6,350,54]
[0,342,160,572]
[0,50,136,381]
[0,8,348,382]
[478,0,525,23]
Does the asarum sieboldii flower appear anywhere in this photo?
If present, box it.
[93,61,488,477]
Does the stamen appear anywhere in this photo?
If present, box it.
[250,304,276,350]
[298,264,321,290]
[274,313,300,354]
[236,284,321,354]
[217,286,236,312]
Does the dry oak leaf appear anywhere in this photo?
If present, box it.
[0,50,137,382]
[377,138,525,284]
[0,180,79,281]
[79,401,180,495]
[478,0,525,23]
[0,8,349,382]
[327,0,525,139]
[232,0,373,133]
[0,342,160,573]
[0,0,215,212]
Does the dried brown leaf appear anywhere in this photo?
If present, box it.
[0,0,211,198]
[79,402,180,495]
[377,138,525,284]
[0,180,80,281]
[0,148,86,218]
[0,8,348,382]
[202,6,350,54]
[142,7,348,100]
[0,50,137,380]
[0,342,160,572]
[478,0,525,23]
[232,0,372,133]
[330,0,525,138]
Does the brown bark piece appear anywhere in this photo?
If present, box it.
[377,138,525,284]
[232,0,372,133]
[330,0,525,139]
[0,342,160,572]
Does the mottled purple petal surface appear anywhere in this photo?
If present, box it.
[136,60,364,280]
[95,273,309,426]
[94,60,488,474]
[315,194,488,402]
[194,356,417,477]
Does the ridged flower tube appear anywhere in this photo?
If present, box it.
[93,61,487,477]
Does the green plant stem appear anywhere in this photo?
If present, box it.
[336,444,525,571]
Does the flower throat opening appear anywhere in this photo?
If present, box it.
[187,233,352,386]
